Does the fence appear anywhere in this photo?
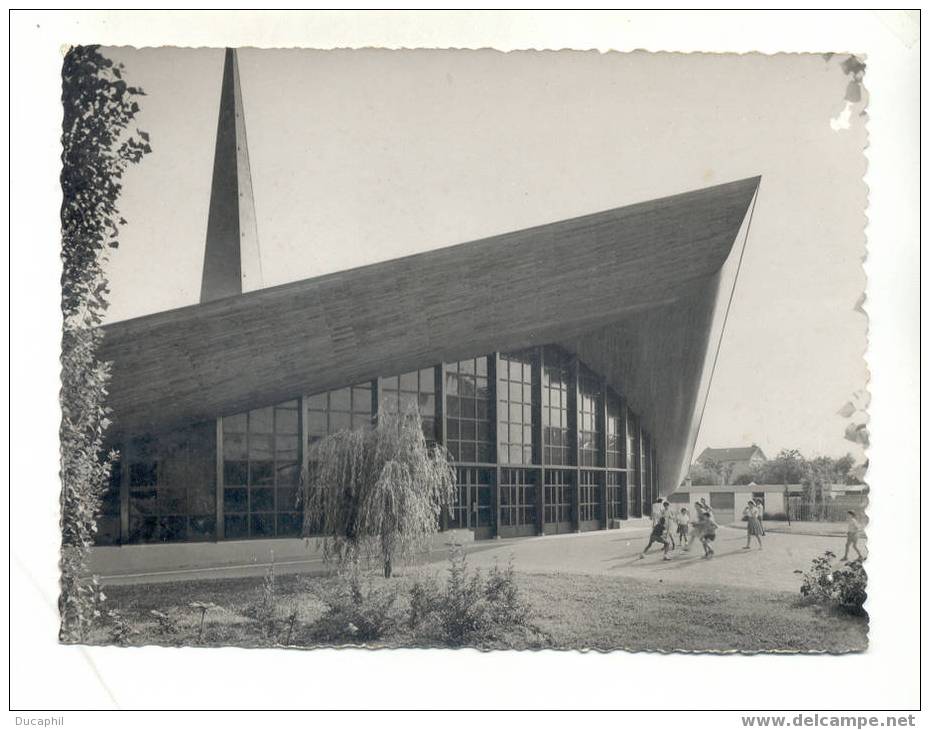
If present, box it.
[787,495,867,523]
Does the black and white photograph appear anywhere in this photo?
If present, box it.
[8,9,921,716]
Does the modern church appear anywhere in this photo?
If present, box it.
[90,50,759,574]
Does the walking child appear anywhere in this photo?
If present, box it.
[755,498,766,536]
[698,507,719,558]
[683,501,705,551]
[662,501,676,549]
[676,507,690,546]
[842,510,865,562]
[743,499,764,550]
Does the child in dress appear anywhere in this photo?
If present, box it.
[743,500,764,550]
[842,510,865,562]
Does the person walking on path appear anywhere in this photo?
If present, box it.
[743,500,764,550]
[683,501,706,551]
[755,499,765,537]
[661,501,676,549]
[842,510,866,562]
[698,508,719,559]
[676,507,690,547]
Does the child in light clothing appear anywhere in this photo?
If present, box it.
[662,501,676,549]
[842,510,865,562]
[676,507,690,545]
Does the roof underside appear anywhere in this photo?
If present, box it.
[100,176,759,490]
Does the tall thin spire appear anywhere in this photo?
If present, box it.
[200,48,262,303]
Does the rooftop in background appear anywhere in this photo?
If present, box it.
[696,445,767,463]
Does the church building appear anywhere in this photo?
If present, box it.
[91,49,760,571]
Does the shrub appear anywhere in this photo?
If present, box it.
[434,548,490,646]
[104,608,137,646]
[310,568,399,644]
[407,549,535,647]
[149,609,180,638]
[484,558,531,629]
[794,550,867,615]
[246,552,280,639]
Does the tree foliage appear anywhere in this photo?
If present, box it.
[59,46,150,642]
[691,448,864,489]
[303,409,456,577]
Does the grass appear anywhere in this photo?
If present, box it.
[87,567,867,653]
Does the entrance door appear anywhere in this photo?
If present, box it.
[543,469,574,535]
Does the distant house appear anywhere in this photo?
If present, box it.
[695,444,767,484]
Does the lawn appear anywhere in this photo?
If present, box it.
[86,565,867,653]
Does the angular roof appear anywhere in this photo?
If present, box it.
[100,176,760,490]
[697,445,767,463]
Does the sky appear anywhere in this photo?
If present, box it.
[101,47,868,462]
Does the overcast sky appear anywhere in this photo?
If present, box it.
[100,47,868,461]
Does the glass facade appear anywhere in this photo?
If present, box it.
[306,383,373,445]
[444,357,494,463]
[448,466,494,533]
[606,470,626,522]
[543,469,574,527]
[578,365,603,467]
[126,422,217,543]
[222,401,301,539]
[542,346,573,466]
[497,350,535,465]
[606,392,624,469]
[627,411,642,518]
[579,470,602,524]
[98,342,658,545]
[381,369,437,442]
[499,468,538,529]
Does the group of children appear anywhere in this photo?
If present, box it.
[636,497,867,564]
[638,498,720,561]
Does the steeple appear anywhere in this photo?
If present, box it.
[200,48,262,303]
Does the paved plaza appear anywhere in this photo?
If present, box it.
[461,524,857,593]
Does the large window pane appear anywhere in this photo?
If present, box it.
[443,357,495,465]
[498,350,536,465]
[123,422,217,544]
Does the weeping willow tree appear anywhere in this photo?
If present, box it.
[303,408,456,577]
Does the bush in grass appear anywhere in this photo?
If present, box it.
[484,558,531,629]
[149,609,180,639]
[310,568,399,644]
[407,549,535,647]
[795,550,867,615]
[104,608,137,646]
[245,553,281,639]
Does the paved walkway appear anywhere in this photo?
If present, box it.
[458,525,857,593]
[101,524,859,593]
